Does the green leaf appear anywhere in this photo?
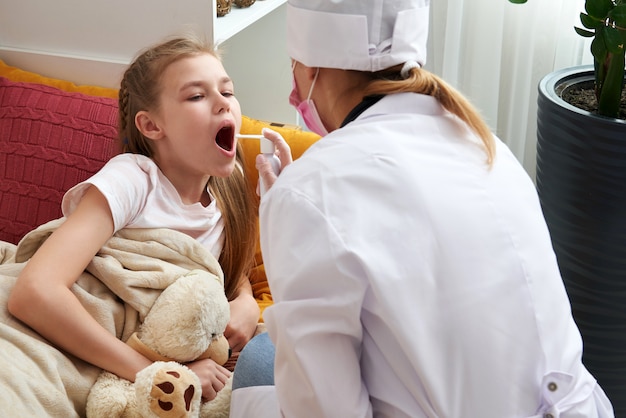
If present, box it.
[586,0,614,19]
[592,33,608,64]
[609,4,626,26]
[576,27,596,37]
[508,0,527,3]
[602,25,625,54]
[580,12,601,29]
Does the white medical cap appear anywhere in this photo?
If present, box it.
[287,0,430,72]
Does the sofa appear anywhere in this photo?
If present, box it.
[0,59,321,317]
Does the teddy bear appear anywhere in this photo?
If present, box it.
[86,269,233,418]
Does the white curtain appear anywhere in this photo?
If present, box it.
[425,0,591,180]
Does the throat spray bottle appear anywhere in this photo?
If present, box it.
[236,133,281,197]
[259,135,281,197]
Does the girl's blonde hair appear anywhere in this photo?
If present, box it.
[363,66,496,165]
[118,35,258,300]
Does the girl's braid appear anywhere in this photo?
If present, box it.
[117,77,130,152]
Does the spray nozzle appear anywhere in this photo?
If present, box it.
[235,134,275,154]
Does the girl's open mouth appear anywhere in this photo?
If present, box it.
[216,125,234,151]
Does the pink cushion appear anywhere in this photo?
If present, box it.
[0,77,119,244]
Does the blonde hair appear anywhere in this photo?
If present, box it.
[118,35,258,300]
[363,66,496,165]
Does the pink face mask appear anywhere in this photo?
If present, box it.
[289,66,329,137]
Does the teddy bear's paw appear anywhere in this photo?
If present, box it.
[150,369,196,416]
[135,361,201,418]
[86,370,135,418]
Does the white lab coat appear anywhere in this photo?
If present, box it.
[230,93,614,418]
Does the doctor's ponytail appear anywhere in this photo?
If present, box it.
[364,67,495,166]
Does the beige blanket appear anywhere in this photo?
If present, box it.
[0,218,223,417]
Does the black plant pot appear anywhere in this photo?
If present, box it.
[536,65,626,415]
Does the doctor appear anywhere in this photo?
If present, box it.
[230,0,615,417]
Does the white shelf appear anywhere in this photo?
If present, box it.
[213,0,287,45]
[0,0,290,117]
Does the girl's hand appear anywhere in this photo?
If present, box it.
[255,127,293,193]
[186,358,231,401]
[225,290,259,352]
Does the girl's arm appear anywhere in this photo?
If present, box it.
[225,277,260,352]
[7,186,151,382]
[8,185,237,401]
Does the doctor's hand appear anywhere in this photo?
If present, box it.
[256,127,293,194]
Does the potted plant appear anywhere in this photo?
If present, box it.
[575,1,626,117]
[511,0,626,414]
[512,0,626,117]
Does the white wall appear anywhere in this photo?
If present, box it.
[0,0,295,125]
[220,5,296,125]
[0,0,212,62]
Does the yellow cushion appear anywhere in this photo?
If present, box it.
[0,58,322,320]
[0,59,118,99]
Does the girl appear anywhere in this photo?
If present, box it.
[8,34,260,402]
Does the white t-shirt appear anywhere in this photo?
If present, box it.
[62,154,224,258]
